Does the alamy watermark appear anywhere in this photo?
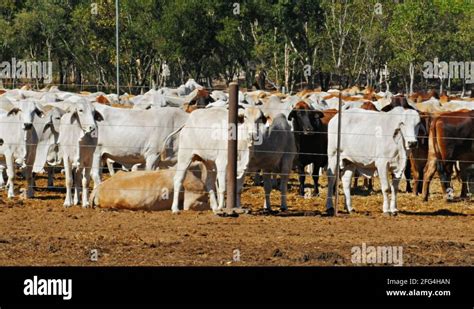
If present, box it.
[0,57,53,84]
[423,58,473,84]
[210,120,264,145]
[351,242,403,266]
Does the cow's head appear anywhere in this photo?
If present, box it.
[383,96,415,112]
[41,105,65,133]
[190,89,214,108]
[391,108,421,150]
[6,100,44,130]
[288,101,324,135]
[32,105,66,173]
[67,98,104,135]
[238,106,266,145]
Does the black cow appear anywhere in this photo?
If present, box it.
[288,102,336,196]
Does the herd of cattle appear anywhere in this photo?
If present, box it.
[0,79,473,216]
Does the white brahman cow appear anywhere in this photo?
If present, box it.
[169,106,265,213]
[326,107,420,215]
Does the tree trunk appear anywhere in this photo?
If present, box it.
[447,75,451,95]
[409,62,414,94]
[284,42,289,91]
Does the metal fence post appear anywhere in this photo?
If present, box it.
[227,82,238,211]
[115,0,120,102]
[334,90,342,216]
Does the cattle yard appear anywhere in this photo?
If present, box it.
[1,173,472,266]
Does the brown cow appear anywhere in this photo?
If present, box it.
[409,89,439,103]
[422,109,474,201]
[186,88,214,108]
[408,112,431,195]
[360,101,378,111]
[96,94,111,105]
[90,164,209,211]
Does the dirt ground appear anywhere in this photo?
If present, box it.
[0,173,472,266]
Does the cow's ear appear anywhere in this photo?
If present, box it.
[70,111,78,124]
[94,110,104,122]
[313,110,324,119]
[43,123,52,133]
[393,127,401,140]
[263,115,272,126]
[288,110,296,121]
[381,105,392,112]
[35,108,45,118]
[7,108,21,116]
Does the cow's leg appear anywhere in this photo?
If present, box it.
[106,159,115,176]
[47,166,55,189]
[311,164,320,197]
[73,168,81,206]
[171,153,192,213]
[253,171,262,186]
[297,164,305,196]
[24,164,34,198]
[279,159,293,211]
[341,167,354,213]
[368,178,373,191]
[236,174,245,209]
[63,159,73,207]
[215,158,226,210]
[82,167,91,208]
[404,161,412,193]
[5,153,15,198]
[459,162,470,198]
[0,165,5,189]
[390,176,400,214]
[90,152,102,189]
[410,156,420,195]
[438,161,453,199]
[422,157,437,201]
[353,171,359,190]
[326,157,337,212]
[416,164,424,195]
[145,154,159,171]
[204,161,218,211]
[262,171,272,211]
[378,165,390,214]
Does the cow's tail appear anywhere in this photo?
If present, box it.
[160,125,184,162]
[432,117,451,190]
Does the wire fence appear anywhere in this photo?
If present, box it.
[1,84,473,202]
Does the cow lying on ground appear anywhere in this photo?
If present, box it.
[90,164,209,211]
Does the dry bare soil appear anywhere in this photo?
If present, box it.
[0,173,472,266]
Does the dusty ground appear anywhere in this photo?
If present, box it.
[0,173,472,266]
